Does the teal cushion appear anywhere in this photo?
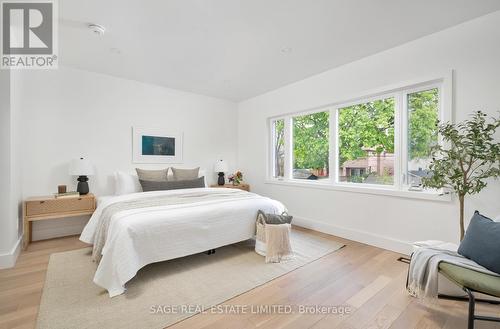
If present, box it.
[458,211,500,274]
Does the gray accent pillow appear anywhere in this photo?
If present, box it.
[171,167,199,181]
[140,176,205,192]
[135,168,168,181]
[458,211,500,274]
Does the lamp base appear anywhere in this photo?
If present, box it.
[217,172,225,186]
[77,175,89,195]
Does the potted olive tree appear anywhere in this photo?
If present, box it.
[422,111,500,240]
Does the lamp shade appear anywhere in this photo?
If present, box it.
[214,159,228,173]
[69,158,94,176]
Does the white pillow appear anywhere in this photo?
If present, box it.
[114,171,142,195]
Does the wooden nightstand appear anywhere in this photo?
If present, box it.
[210,184,250,192]
[22,194,96,249]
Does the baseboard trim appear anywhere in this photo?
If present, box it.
[0,236,22,269]
[293,216,412,255]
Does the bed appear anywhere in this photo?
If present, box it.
[80,186,285,297]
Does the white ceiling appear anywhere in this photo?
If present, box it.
[59,0,500,101]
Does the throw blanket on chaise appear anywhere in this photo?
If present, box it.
[80,188,285,297]
[407,247,499,302]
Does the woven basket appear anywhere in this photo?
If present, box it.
[255,211,267,256]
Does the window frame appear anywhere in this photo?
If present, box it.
[333,92,400,190]
[269,117,285,178]
[291,110,332,182]
[267,73,452,201]
[401,83,443,187]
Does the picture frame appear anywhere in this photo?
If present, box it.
[132,127,183,163]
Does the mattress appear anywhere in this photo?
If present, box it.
[80,188,285,297]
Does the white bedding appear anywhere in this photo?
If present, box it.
[80,188,285,297]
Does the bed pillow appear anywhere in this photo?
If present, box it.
[115,172,142,195]
[199,170,208,187]
[171,167,199,181]
[458,211,500,274]
[135,168,168,181]
[167,169,207,186]
[140,176,205,192]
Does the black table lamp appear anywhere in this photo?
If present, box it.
[69,157,94,195]
[214,159,228,186]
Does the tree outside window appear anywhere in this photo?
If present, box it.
[293,112,329,180]
[338,97,395,185]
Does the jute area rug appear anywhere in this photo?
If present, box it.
[36,229,344,329]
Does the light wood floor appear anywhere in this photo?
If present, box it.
[1,228,499,329]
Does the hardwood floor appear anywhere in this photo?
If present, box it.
[1,229,499,329]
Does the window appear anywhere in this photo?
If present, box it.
[268,78,447,196]
[338,97,395,185]
[271,119,285,178]
[406,88,440,186]
[293,112,329,180]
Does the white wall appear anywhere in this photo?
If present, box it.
[0,70,13,253]
[11,74,23,247]
[0,69,22,268]
[7,11,500,256]
[237,11,500,253]
[12,67,238,240]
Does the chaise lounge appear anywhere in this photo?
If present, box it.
[438,262,500,329]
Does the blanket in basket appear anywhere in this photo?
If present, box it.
[255,210,293,263]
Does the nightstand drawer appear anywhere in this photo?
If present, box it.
[210,184,250,192]
[26,197,94,216]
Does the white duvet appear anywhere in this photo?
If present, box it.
[80,188,285,297]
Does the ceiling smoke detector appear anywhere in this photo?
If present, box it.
[110,47,121,54]
[88,24,106,36]
[280,47,293,54]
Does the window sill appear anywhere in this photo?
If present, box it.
[264,179,452,202]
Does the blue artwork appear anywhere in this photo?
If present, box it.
[141,135,175,156]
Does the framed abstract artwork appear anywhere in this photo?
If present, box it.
[132,127,183,163]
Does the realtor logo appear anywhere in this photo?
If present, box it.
[1,0,58,69]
